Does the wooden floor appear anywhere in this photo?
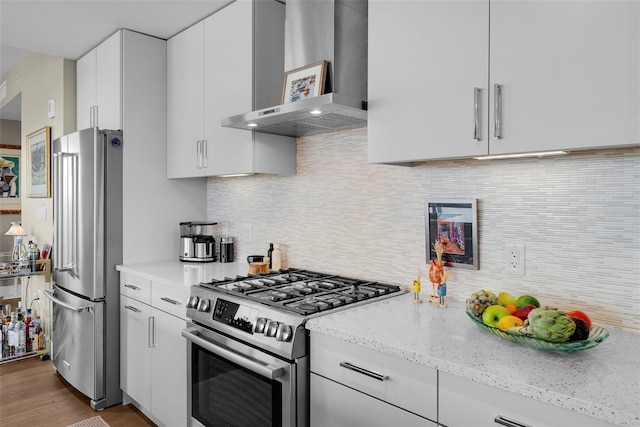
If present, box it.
[0,355,155,427]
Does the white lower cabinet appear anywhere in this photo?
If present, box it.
[120,279,188,427]
[439,371,617,427]
[310,332,437,426]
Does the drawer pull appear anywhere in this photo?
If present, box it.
[124,284,140,291]
[160,297,181,306]
[494,415,531,427]
[124,305,141,313]
[340,361,388,382]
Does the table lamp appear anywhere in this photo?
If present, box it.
[5,221,27,261]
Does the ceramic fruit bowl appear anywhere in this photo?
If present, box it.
[466,309,609,352]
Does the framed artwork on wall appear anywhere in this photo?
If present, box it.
[281,60,327,103]
[425,199,479,269]
[0,145,21,214]
[26,126,51,198]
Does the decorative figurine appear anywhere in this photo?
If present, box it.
[437,271,449,308]
[429,240,445,303]
[412,270,424,303]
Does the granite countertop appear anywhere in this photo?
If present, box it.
[116,259,251,289]
[305,292,640,427]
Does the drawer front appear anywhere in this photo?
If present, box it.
[151,281,189,320]
[120,272,151,304]
[439,371,617,427]
[310,332,437,422]
[311,373,436,427]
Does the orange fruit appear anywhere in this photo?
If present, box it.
[504,304,518,315]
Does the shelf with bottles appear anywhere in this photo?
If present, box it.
[0,254,51,283]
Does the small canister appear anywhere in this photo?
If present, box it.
[220,236,234,263]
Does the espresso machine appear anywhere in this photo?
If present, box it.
[179,221,217,262]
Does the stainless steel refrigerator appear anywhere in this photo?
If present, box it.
[44,127,123,410]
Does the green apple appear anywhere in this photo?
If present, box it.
[497,292,518,306]
[482,305,511,327]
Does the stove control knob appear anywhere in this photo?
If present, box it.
[186,296,199,309]
[265,321,280,337]
[196,298,210,312]
[276,324,293,342]
[254,318,269,334]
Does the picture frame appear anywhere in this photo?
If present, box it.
[281,60,327,103]
[0,145,21,213]
[425,199,478,270]
[26,126,51,198]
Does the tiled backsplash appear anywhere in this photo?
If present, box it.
[208,127,640,333]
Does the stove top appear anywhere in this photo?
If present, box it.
[199,269,402,316]
[186,268,404,360]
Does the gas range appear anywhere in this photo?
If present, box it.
[185,268,404,360]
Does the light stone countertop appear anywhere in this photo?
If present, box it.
[116,259,251,289]
[305,292,640,427]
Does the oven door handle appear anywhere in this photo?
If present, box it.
[182,327,286,380]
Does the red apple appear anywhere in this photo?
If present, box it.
[513,304,537,321]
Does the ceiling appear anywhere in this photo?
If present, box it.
[0,0,235,120]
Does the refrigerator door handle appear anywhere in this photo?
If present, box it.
[53,152,78,273]
[43,289,91,312]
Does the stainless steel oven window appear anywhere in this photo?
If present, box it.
[192,345,283,427]
[184,326,300,427]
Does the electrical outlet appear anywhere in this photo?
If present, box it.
[505,244,525,276]
[239,223,252,242]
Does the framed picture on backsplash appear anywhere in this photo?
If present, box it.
[282,60,327,103]
[425,199,478,269]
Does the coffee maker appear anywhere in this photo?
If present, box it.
[179,221,217,262]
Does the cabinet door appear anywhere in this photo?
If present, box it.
[203,0,255,175]
[368,0,489,163]
[76,48,97,129]
[151,308,188,427]
[96,30,122,130]
[120,295,152,410]
[489,0,640,155]
[439,371,617,427]
[167,21,205,178]
[311,373,436,427]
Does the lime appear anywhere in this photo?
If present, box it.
[516,295,540,308]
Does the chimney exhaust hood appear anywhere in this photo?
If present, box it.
[222,0,368,138]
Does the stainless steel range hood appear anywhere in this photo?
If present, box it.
[222,0,368,138]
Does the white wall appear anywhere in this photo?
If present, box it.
[207,127,640,333]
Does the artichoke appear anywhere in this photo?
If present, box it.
[467,290,498,318]
[524,308,576,343]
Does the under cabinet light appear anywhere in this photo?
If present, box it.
[473,151,568,160]
[219,173,253,178]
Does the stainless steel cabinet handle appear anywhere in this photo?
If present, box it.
[43,289,91,313]
[474,87,482,141]
[494,83,503,139]
[196,140,202,168]
[149,317,156,348]
[182,327,287,379]
[124,283,140,291]
[339,361,388,381]
[124,305,141,313]
[494,415,531,427]
[160,297,180,305]
[202,139,208,168]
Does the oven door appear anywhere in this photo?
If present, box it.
[182,325,303,427]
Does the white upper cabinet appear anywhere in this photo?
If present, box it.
[167,0,295,178]
[167,21,205,178]
[489,0,640,155]
[368,0,639,163]
[77,30,122,130]
[368,1,489,163]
